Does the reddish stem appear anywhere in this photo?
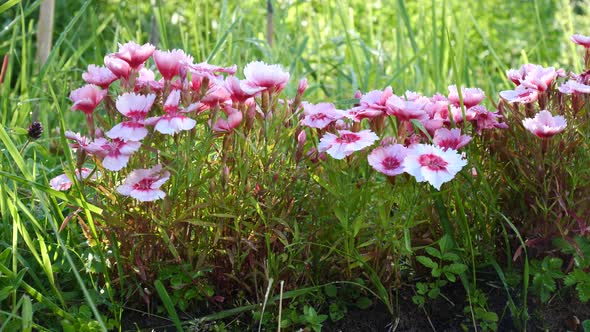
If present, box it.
[0,54,9,86]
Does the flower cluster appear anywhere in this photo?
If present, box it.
[51,42,292,201]
[497,34,590,139]
[300,85,507,190]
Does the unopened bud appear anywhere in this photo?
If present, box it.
[353,90,362,107]
[297,78,308,96]
[380,136,397,146]
[222,166,230,188]
[297,130,307,146]
[334,119,348,130]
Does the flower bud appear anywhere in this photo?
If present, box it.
[380,136,397,146]
[297,78,308,96]
[27,121,43,140]
[297,130,307,147]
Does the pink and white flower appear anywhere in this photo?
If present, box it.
[186,62,237,79]
[347,87,393,121]
[148,90,197,135]
[200,83,232,109]
[135,68,164,92]
[50,168,100,191]
[386,95,428,121]
[106,92,156,141]
[85,137,141,171]
[318,129,379,159]
[433,128,472,151]
[300,102,345,129]
[558,80,590,94]
[82,65,117,89]
[471,107,508,133]
[571,34,590,48]
[447,85,485,108]
[212,106,243,133]
[499,85,539,104]
[114,41,155,69]
[225,76,257,103]
[64,131,91,150]
[368,144,408,176]
[522,110,567,138]
[104,54,131,79]
[69,84,108,114]
[519,66,557,92]
[116,164,170,202]
[242,61,290,94]
[403,144,467,190]
[153,49,193,81]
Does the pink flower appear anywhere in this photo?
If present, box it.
[519,66,556,92]
[522,110,567,138]
[318,129,379,159]
[147,90,196,135]
[200,83,232,109]
[106,93,156,141]
[50,168,100,191]
[64,131,91,150]
[82,65,117,89]
[297,78,308,95]
[153,49,193,81]
[571,34,590,48]
[116,164,170,202]
[212,106,243,133]
[471,107,508,133]
[135,68,164,92]
[85,137,141,171]
[368,144,408,176]
[347,87,393,121]
[403,144,467,190]
[225,76,257,103]
[499,85,539,104]
[433,128,472,151]
[104,55,131,79]
[242,61,290,94]
[186,62,237,76]
[300,102,345,129]
[447,85,485,108]
[386,95,428,121]
[114,42,155,69]
[506,64,543,85]
[69,84,107,114]
[558,80,590,94]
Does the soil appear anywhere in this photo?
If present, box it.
[324,283,590,332]
[120,282,590,332]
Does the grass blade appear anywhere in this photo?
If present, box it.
[154,280,184,332]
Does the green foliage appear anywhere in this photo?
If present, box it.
[462,288,498,332]
[529,256,565,303]
[413,235,467,306]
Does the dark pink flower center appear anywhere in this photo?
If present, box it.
[418,153,448,171]
[126,110,148,119]
[382,157,401,170]
[337,133,360,144]
[311,113,328,121]
[134,177,156,191]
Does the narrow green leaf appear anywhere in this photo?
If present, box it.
[154,280,184,332]
[21,295,33,332]
[0,0,20,15]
